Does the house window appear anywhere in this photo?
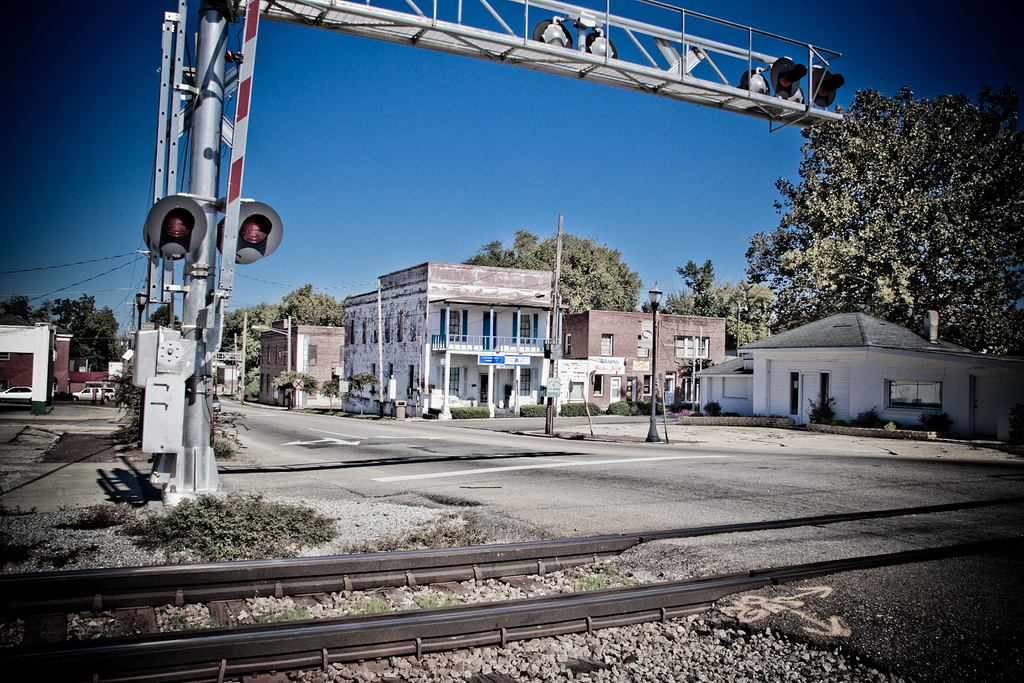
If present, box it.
[362,320,367,344]
[0,352,9,361]
[643,375,652,395]
[637,335,649,357]
[790,372,800,415]
[820,373,830,401]
[449,366,461,393]
[397,311,404,342]
[307,345,317,366]
[449,311,461,337]
[888,380,942,409]
[676,336,709,358]
[593,374,604,396]
[519,368,532,395]
[520,315,532,341]
[601,334,614,355]
[564,334,572,356]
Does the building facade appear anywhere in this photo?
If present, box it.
[0,315,71,413]
[558,310,726,410]
[343,263,555,417]
[258,320,346,407]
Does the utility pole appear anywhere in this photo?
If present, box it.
[240,310,247,404]
[377,278,384,416]
[545,215,563,435]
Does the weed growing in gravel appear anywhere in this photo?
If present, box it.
[158,608,217,632]
[255,605,311,623]
[124,493,335,562]
[572,566,639,592]
[413,594,463,609]
[346,596,390,614]
[345,513,488,554]
[57,504,138,530]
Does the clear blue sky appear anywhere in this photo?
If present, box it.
[2,0,1021,332]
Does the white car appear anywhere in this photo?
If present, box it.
[0,386,32,403]
[74,385,111,401]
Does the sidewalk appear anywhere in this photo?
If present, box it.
[0,405,155,512]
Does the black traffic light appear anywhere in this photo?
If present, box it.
[532,18,572,48]
[811,66,845,107]
[739,68,770,95]
[769,57,808,102]
[585,29,617,59]
[143,195,208,259]
[219,201,283,264]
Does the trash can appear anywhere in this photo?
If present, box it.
[394,400,407,421]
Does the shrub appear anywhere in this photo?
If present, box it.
[723,412,741,417]
[918,412,953,432]
[852,408,879,428]
[807,396,835,424]
[703,402,722,417]
[1009,404,1024,444]
[607,402,638,416]
[125,493,335,562]
[53,391,75,401]
[560,402,601,417]
[450,407,491,419]
[668,401,694,413]
[519,404,547,418]
[883,421,901,431]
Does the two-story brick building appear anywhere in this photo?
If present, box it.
[257,319,345,407]
[558,310,726,410]
[343,263,555,418]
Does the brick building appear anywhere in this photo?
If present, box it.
[257,319,345,407]
[343,263,554,418]
[0,314,71,413]
[558,310,726,410]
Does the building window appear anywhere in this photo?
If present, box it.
[397,311,404,342]
[519,368,532,395]
[408,365,415,394]
[384,316,391,343]
[601,334,614,355]
[362,320,367,344]
[820,373,830,402]
[308,345,317,366]
[519,314,532,341]
[643,374,652,395]
[593,374,604,395]
[888,380,942,409]
[790,372,800,415]
[0,352,9,361]
[449,366,460,393]
[564,333,572,356]
[637,335,649,357]
[449,311,461,338]
[676,336,709,358]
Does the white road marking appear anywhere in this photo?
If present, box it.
[372,455,728,482]
[281,437,360,446]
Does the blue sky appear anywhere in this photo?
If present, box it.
[2,0,1021,332]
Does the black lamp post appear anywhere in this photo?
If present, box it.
[646,284,662,443]
[135,292,149,331]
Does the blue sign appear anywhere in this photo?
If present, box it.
[479,355,504,364]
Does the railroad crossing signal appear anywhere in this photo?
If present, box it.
[143,194,208,260]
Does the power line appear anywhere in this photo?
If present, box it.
[0,252,137,275]
[28,257,144,302]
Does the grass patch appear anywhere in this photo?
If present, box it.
[414,594,463,609]
[347,596,390,614]
[0,538,36,568]
[124,493,335,562]
[346,514,489,554]
[572,566,639,592]
[159,612,218,632]
[255,605,312,623]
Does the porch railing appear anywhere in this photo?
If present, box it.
[431,334,548,354]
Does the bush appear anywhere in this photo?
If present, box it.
[703,402,722,417]
[722,412,741,417]
[450,407,491,419]
[559,402,601,417]
[1009,404,1024,444]
[607,401,638,416]
[807,396,835,424]
[883,421,901,431]
[918,412,953,432]
[519,404,547,418]
[852,408,879,428]
[667,401,694,413]
[125,493,335,562]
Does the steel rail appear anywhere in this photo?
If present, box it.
[4,537,1022,683]
[3,496,1022,616]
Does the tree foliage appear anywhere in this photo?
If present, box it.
[747,86,1024,353]
[51,295,120,368]
[464,230,642,313]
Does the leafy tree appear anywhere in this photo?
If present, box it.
[148,304,179,328]
[465,230,642,313]
[0,295,47,322]
[747,86,1024,353]
[320,378,341,410]
[663,260,721,317]
[346,372,379,415]
[50,295,120,369]
[280,284,345,327]
[273,370,319,409]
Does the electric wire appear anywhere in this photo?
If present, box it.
[0,253,137,275]
[28,257,144,302]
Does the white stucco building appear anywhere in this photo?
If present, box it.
[343,263,554,417]
[698,312,1024,441]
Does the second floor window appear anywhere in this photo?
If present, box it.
[564,333,572,356]
[601,334,614,355]
[676,336,709,358]
[520,314,532,340]
[307,345,317,366]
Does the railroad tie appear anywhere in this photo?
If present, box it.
[113,607,158,636]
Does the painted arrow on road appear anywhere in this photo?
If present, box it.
[281,437,361,446]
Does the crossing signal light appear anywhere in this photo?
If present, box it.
[532,18,572,48]
[811,66,845,107]
[770,57,807,102]
[143,195,208,259]
[585,29,617,59]
[219,201,283,264]
[739,68,770,95]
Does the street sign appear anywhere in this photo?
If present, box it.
[546,377,562,397]
[479,354,532,366]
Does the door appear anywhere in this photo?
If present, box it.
[479,375,489,405]
[610,376,621,402]
[971,375,999,438]
[799,373,817,424]
[626,377,636,401]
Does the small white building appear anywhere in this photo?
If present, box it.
[343,263,554,417]
[698,312,1024,441]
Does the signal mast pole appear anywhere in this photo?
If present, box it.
[179,1,229,500]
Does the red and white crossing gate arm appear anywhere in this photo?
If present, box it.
[218,0,262,297]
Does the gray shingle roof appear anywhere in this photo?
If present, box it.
[696,356,752,377]
[740,312,971,353]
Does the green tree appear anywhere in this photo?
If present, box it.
[320,378,341,410]
[663,260,722,317]
[0,295,47,322]
[746,86,1024,353]
[50,295,120,369]
[273,371,318,410]
[280,284,346,326]
[465,230,642,312]
[148,304,179,328]
[346,372,379,415]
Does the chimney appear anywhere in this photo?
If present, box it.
[923,310,939,344]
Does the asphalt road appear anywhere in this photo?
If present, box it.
[219,402,1024,682]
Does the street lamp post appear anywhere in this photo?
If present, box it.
[646,284,662,443]
[135,292,149,331]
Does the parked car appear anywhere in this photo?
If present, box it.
[0,386,32,403]
[213,396,221,413]
[74,382,114,402]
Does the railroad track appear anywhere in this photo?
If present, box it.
[3,497,1022,683]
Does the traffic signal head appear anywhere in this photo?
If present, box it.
[811,66,845,107]
[739,68,770,95]
[219,201,283,264]
[532,18,573,49]
[144,195,208,259]
[585,29,617,59]
[770,57,807,102]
